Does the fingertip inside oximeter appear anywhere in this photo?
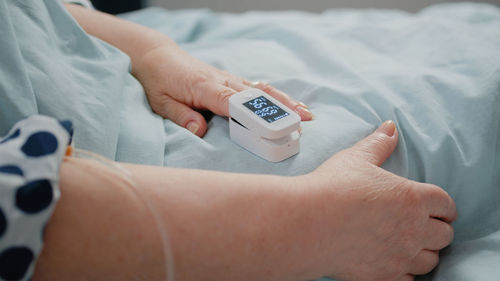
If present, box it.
[229,89,301,162]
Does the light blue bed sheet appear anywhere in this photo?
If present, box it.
[0,0,499,280]
[121,4,500,280]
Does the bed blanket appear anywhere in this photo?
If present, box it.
[0,1,498,280]
[121,3,500,280]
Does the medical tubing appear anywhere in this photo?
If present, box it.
[71,148,175,281]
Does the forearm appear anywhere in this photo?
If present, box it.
[33,157,167,281]
[64,4,176,76]
[34,157,320,281]
[123,163,318,281]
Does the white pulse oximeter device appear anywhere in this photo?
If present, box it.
[229,88,301,162]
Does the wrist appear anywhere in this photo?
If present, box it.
[130,37,184,83]
[257,174,339,280]
[286,173,347,280]
[247,175,327,281]
[128,31,174,76]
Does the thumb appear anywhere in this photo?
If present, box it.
[153,95,208,137]
[348,120,399,166]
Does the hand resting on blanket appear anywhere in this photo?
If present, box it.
[34,121,456,281]
[65,4,313,137]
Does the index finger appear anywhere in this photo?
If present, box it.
[198,82,238,117]
[249,81,313,121]
[418,183,457,223]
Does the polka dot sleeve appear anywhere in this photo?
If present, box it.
[0,115,72,281]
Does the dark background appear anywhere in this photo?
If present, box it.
[90,0,143,14]
[90,0,500,14]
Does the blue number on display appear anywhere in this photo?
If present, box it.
[243,96,289,123]
[248,97,267,109]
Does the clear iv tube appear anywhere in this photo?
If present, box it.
[71,148,175,281]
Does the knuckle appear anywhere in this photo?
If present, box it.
[430,183,447,195]
[399,238,419,261]
[178,110,194,126]
[190,74,211,98]
[356,142,379,164]
[398,181,423,205]
[216,88,234,106]
[423,252,440,274]
[424,183,450,201]
[431,252,440,268]
[444,223,455,245]
[257,82,275,94]
[372,133,395,156]
[241,78,252,85]
[393,183,429,236]
[385,258,408,281]
[192,73,211,85]
[426,184,457,220]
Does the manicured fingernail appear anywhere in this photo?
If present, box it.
[295,106,314,121]
[377,120,396,137]
[186,121,199,135]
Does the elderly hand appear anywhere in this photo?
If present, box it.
[133,45,313,137]
[64,4,312,137]
[295,121,457,281]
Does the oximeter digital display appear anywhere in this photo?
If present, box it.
[242,96,290,123]
[229,88,301,162]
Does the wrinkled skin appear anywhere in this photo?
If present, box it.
[134,45,313,137]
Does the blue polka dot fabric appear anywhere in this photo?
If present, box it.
[0,115,71,281]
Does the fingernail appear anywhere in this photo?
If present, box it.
[377,120,396,137]
[298,101,309,108]
[295,106,314,121]
[186,121,199,135]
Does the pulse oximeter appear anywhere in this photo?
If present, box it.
[229,88,301,162]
